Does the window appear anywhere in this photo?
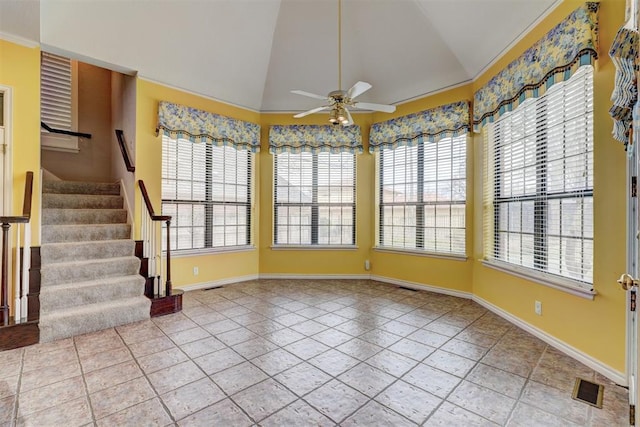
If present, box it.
[40,52,79,152]
[484,65,593,286]
[161,136,252,252]
[274,152,355,246]
[378,135,466,256]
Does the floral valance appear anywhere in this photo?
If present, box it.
[609,26,638,147]
[269,125,363,154]
[473,2,599,132]
[369,101,470,152]
[156,101,260,152]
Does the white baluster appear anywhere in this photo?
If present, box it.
[13,224,20,323]
[22,223,30,321]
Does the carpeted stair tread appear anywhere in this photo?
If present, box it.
[39,179,151,343]
[38,296,151,342]
[41,240,135,263]
[43,180,121,195]
[42,223,131,243]
[41,256,141,286]
[42,194,124,210]
[42,208,127,225]
[40,275,146,312]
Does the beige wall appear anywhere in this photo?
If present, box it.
[42,62,114,182]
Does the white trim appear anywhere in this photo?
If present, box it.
[270,245,358,251]
[473,294,627,386]
[178,274,259,292]
[119,179,134,236]
[259,273,371,281]
[138,76,260,113]
[374,247,467,262]
[0,85,13,217]
[0,32,39,49]
[371,274,473,300]
[482,260,596,300]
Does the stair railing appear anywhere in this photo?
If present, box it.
[115,129,135,173]
[0,171,33,326]
[138,180,172,298]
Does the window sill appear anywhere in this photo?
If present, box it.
[166,246,256,258]
[481,260,596,300]
[374,247,467,261]
[271,245,358,251]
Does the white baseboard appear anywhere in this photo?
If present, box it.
[473,294,627,386]
[178,274,259,292]
[371,275,473,300]
[258,273,372,280]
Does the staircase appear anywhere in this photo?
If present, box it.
[39,180,150,342]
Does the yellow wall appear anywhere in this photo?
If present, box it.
[0,39,42,314]
[471,0,627,372]
[135,79,261,287]
[258,113,374,276]
[0,40,41,241]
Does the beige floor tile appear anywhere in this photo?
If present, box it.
[402,363,461,399]
[84,359,143,394]
[90,377,156,420]
[342,400,417,426]
[519,380,589,425]
[161,377,225,421]
[466,363,526,399]
[18,376,86,416]
[211,361,268,395]
[448,381,516,425]
[425,401,499,427]
[17,396,91,427]
[147,360,205,395]
[274,362,332,397]
[176,398,252,427]
[375,380,441,424]
[96,397,173,427]
[19,360,81,393]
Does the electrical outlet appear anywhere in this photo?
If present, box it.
[364,260,371,271]
[535,300,542,315]
[193,266,199,276]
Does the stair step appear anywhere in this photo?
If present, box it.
[41,256,141,287]
[40,275,146,312]
[42,224,131,243]
[43,180,121,196]
[43,194,124,210]
[42,208,127,225]
[41,240,135,263]
[38,296,151,342]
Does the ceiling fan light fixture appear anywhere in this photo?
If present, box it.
[329,108,339,123]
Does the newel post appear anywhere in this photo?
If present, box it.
[165,219,172,296]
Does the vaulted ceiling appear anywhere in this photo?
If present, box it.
[0,0,559,113]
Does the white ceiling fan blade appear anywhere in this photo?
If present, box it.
[291,90,328,101]
[343,107,354,126]
[346,81,372,100]
[353,102,396,113]
[293,106,329,118]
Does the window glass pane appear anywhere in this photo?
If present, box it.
[485,65,593,285]
[161,136,251,251]
[275,152,355,246]
[378,135,466,255]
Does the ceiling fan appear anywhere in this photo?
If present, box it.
[291,0,396,126]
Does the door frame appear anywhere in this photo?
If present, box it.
[0,84,13,216]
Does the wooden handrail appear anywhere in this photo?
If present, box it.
[1,171,33,325]
[0,171,33,224]
[138,179,172,295]
[138,180,171,221]
[41,122,91,139]
[115,130,135,173]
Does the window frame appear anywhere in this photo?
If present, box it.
[482,66,595,298]
[375,134,468,258]
[161,136,254,254]
[273,151,357,248]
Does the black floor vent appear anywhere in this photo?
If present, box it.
[572,378,604,408]
[397,286,418,292]
[204,286,224,291]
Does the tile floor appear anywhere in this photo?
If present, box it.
[0,279,629,426]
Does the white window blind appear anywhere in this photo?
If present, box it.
[483,65,594,287]
[378,135,466,256]
[161,136,252,251]
[274,152,355,246]
[40,52,78,151]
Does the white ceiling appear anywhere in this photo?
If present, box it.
[0,0,559,113]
